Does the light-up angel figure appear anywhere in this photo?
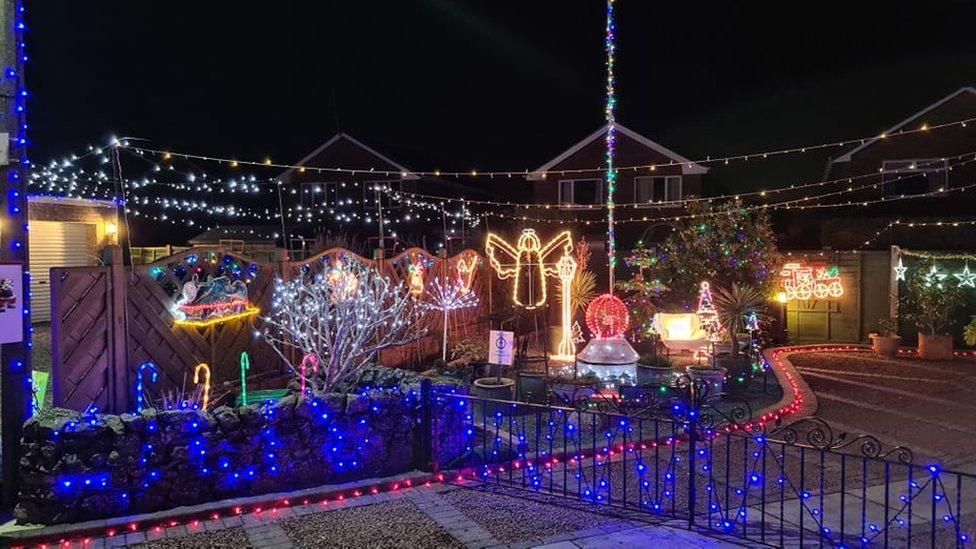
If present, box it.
[485,229,573,309]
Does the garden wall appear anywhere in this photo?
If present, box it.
[17,381,467,525]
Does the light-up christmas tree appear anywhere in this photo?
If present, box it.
[696,281,722,341]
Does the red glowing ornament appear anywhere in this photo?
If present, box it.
[585,293,630,339]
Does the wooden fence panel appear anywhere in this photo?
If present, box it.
[51,246,490,413]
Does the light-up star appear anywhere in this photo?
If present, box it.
[922,265,948,288]
[954,263,976,288]
[893,258,907,281]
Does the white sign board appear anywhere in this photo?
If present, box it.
[0,263,23,344]
[0,133,9,166]
[488,330,514,366]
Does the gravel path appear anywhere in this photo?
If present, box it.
[278,499,463,549]
[135,526,250,548]
[440,483,625,543]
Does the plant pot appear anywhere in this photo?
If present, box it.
[636,363,673,387]
[686,366,727,396]
[550,381,598,407]
[918,333,953,360]
[472,377,516,416]
[869,334,902,358]
[714,355,752,383]
[517,372,547,404]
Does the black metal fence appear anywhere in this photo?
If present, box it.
[426,382,975,548]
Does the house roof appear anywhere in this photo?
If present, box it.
[831,87,976,163]
[189,225,281,245]
[527,123,708,180]
[279,133,419,181]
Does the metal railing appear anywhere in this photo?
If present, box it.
[426,381,974,548]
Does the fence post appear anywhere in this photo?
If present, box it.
[687,382,698,529]
[418,378,434,472]
[104,245,129,414]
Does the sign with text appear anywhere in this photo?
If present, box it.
[487,330,514,366]
[0,262,23,344]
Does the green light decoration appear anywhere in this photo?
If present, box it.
[240,351,251,405]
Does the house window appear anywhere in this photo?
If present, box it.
[316,182,339,207]
[363,180,402,209]
[881,159,947,197]
[558,179,603,208]
[634,176,682,206]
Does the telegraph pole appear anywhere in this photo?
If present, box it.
[0,0,32,506]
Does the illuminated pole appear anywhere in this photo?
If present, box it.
[1,0,31,506]
[554,254,578,360]
[604,0,617,292]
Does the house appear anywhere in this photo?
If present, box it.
[525,123,707,252]
[27,196,120,322]
[187,225,283,263]
[811,87,976,249]
[277,133,493,254]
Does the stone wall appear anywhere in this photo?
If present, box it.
[17,378,466,525]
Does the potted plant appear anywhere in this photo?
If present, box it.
[686,364,728,395]
[636,353,674,386]
[902,263,962,360]
[712,284,765,382]
[964,315,976,347]
[869,316,901,358]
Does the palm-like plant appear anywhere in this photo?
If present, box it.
[712,284,766,358]
[560,269,597,316]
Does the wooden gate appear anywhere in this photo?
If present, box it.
[50,266,125,412]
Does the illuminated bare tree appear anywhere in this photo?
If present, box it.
[262,264,426,392]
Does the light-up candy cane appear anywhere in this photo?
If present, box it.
[135,361,158,413]
[193,363,211,409]
[299,353,319,395]
[240,351,250,405]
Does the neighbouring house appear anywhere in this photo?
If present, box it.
[187,225,283,263]
[276,133,419,255]
[524,123,707,274]
[277,133,495,255]
[27,196,120,322]
[801,87,976,250]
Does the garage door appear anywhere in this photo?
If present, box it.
[29,221,96,323]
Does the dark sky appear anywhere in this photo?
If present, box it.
[28,0,976,180]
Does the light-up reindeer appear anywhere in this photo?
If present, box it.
[485,229,574,310]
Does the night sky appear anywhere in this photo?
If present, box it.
[24,1,976,234]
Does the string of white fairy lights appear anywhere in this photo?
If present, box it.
[384,154,972,210]
[29,135,976,235]
[114,114,976,179]
[30,143,479,234]
[477,157,976,225]
[859,219,976,249]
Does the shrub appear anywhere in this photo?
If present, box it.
[874,316,899,337]
[901,262,963,335]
